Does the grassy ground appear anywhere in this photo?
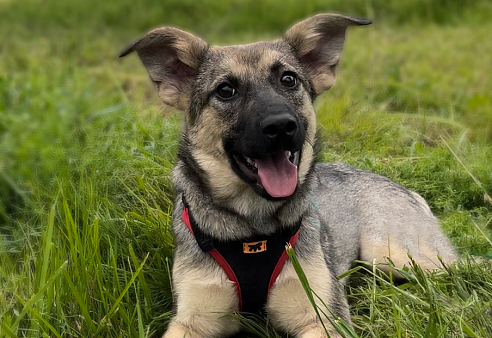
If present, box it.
[0,0,491,337]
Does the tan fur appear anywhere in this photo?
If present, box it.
[157,85,190,112]
[311,73,336,94]
[257,50,286,69]
[190,107,229,155]
[360,233,451,275]
[166,254,240,338]
[267,256,341,338]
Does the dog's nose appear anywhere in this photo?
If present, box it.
[261,114,298,140]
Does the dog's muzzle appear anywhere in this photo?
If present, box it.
[226,99,305,199]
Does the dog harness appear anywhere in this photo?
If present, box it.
[181,201,300,315]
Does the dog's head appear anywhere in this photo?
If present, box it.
[121,14,370,208]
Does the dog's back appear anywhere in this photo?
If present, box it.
[313,163,456,278]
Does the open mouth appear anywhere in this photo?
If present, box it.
[232,150,300,198]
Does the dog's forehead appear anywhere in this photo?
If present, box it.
[202,40,297,76]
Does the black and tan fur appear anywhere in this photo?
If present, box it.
[120,14,457,338]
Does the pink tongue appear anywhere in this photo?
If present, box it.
[255,152,298,198]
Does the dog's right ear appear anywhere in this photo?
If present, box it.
[120,27,208,111]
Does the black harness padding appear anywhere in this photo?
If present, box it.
[182,197,301,315]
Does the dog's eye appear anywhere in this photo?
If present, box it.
[217,83,237,99]
[280,72,297,88]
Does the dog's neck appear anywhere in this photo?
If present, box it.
[172,154,315,241]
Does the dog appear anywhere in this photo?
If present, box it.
[120,14,457,338]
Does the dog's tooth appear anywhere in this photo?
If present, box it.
[286,151,291,158]
[246,156,257,167]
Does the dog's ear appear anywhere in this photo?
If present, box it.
[283,14,371,95]
[120,27,208,111]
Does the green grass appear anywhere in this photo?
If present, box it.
[1,0,492,337]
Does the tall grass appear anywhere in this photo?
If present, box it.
[1,0,491,337]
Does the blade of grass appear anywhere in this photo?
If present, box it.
[286,245,330,336]
[129,245,151,316]
[0,320,18,338]
[470,219,492,249]
[16,296,63,338]
[11,261,68,330]
[95,250,149,335]
[38,203,56,289]
[61,269,96,333]
[441,135,492,206]
[287,245,360,337]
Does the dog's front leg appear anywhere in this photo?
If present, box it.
[266,255,349,338]
[163,253,241,338]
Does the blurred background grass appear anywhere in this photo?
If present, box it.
[0,0,491,337]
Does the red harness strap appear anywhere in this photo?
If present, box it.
[268,231,299,290]
[181,206,299,312]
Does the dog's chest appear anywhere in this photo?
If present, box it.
[182,205,300,314]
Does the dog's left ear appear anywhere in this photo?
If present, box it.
[119,27,208,111]
[283,14,371,95]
